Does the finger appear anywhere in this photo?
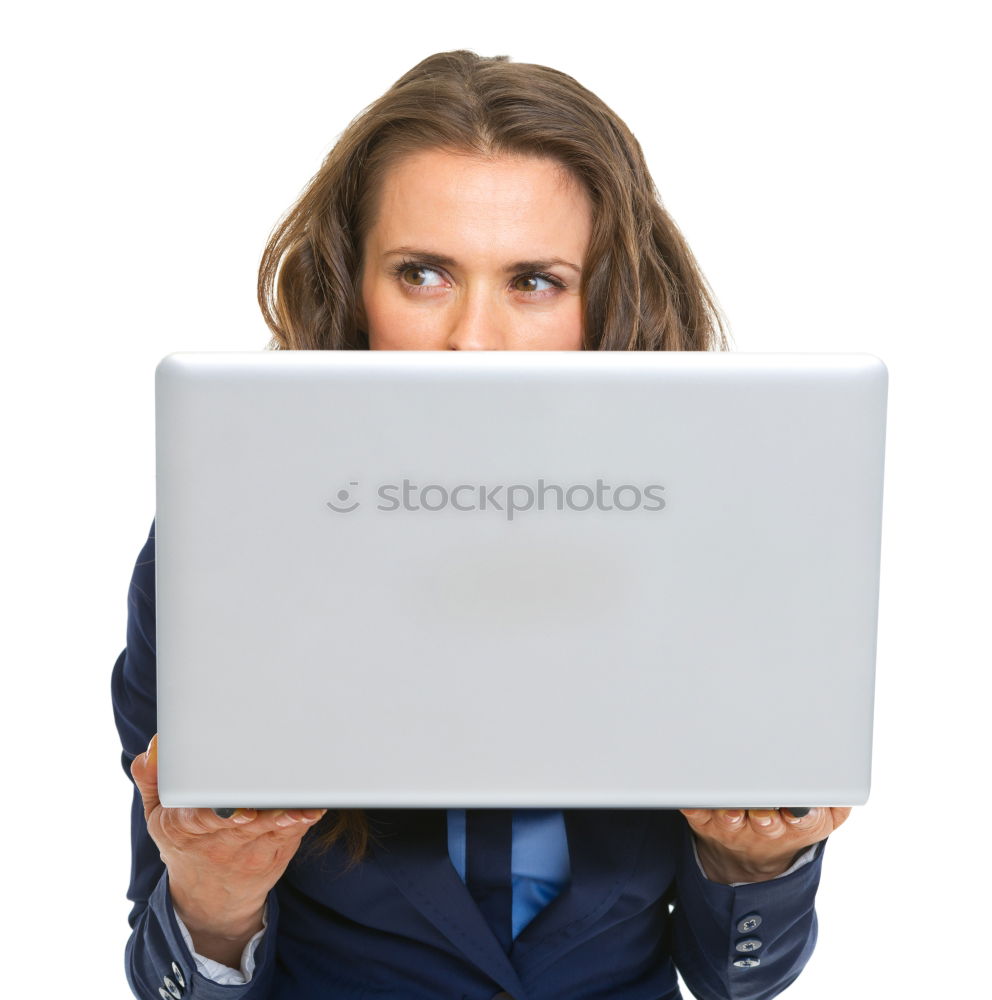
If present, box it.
[782,806,825,831]
[211,807,270,824]
[714,809,747,833]
[206,807,279,827]
[207,808,328,844]
[161,806,326,840]
[162,806,266,837]
[679,809,715,830]
[272,808,328,828]
[783,807,850,839]
[130,734,160,820]
[746,809,787,838]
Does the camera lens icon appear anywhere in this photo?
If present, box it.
[326,481,360,513]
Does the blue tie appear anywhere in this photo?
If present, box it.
[465,809,514,952]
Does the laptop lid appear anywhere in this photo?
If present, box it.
[154,350,886,808]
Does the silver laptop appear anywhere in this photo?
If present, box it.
[154,351,887,809]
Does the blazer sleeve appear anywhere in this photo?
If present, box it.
[670,816,824,1000]
[110,520,278,999]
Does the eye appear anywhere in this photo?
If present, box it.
[512,273,563,294]
[400,265,444,287]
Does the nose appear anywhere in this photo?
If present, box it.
[445,289,506,350]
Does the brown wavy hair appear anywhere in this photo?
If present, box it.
[258,49,726,354]
[263,50,728,864]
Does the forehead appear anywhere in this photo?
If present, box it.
[365,148,592,257]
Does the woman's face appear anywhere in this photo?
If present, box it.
[360,148,592,350]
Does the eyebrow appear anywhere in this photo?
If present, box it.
[383,246,582,274]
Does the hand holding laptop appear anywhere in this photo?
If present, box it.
[681,807,852,884]
[129,735,325,968]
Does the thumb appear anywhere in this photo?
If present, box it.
[129,733,160,820]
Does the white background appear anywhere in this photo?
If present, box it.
[2,1,989,996]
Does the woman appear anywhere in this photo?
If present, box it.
[113,50,848,999]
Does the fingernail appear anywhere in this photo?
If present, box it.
[274,811,297,827]
[751,810,774,826]
[232,809,257,825]
[145,734,157,766]
[723,810,744,824]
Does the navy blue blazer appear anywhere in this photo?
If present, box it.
[113,524,825,1000]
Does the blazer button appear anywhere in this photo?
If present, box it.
[736,913,762,933]
[735,938,763,952]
